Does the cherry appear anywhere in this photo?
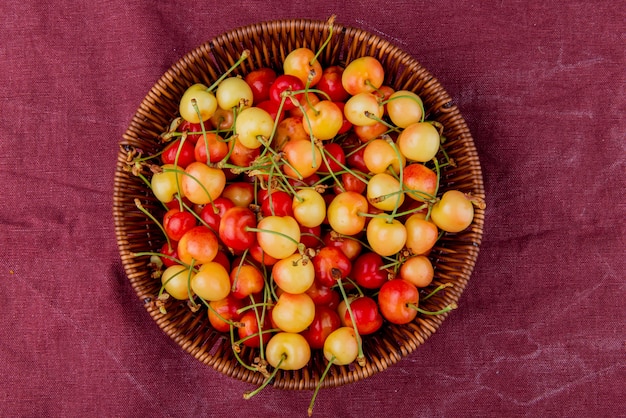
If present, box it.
[352,251,388,289]
[312,246,352,288]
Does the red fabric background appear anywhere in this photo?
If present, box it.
[1,1,623,417]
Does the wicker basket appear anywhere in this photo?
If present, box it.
[113,18,484,390]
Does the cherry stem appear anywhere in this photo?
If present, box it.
[363,111,399,133]
[207,50,251,92]
[186,259,197,306]
[133,199,173,251]
[320,148,343,191]
[179,198,218,235]
[421,282,453,301]
[308,356,335,417]
[320,151,370,185]
[229,325,259,373]
[336,279,364,364]
[408,302,458,315]
[172,134,188,205]
[190,99,212,172]
[196,293,241,328]
[310,14,335,68]
[233,328,279,347]
[245,226,301,247]
[231,249,250,292]
[236,302,273,315]
[243,354,285,400]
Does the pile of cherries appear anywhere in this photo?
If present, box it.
[127,22,481,414]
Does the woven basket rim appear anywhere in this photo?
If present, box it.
[113,17,484,391]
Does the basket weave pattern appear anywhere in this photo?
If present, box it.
[113,19,484,390]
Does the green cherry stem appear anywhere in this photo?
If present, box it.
[195,293,242,328]
[408,302,458,316]
[207,50,251,93]
[309,14,335,68]
[308,355,335,417]
[363,111,399,133]
[229,325,259,373]
[335,279,365,365]
[250,293,268,361]
[386,139,405,219]
[186,259,197,306]
[244,227,305,254]
[230,249,250,293]
[243,354,285,400]
[134,198,173,251]
[191,99,213,171]
[421,282,454,301]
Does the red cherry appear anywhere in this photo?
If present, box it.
[352,251,388,290]
[161,139,196,168]
[312,246,352,288]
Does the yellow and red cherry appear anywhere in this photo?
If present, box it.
[404,214,439,255]
[208,294,244,333]
[238,309,272,348]
[265,332,311,371]
[397,122,440,162]
[363,138,406,175]
[256,215,301,260]
[343,92,384,126]
[386,90,423,128]
[234,106,275,149]
[430,190,475,233]
[179,83,218,123]
[283,47,323,87]
[271,292,316,333]
[282,139,323,179]
[221,182,254,208]
[216,76,253,110]
[326,191,368,236]
[272,253,315,294]
[191,261,231,302]
[366,172,405,212]
[151,164,184,204]
[402,163,437,201]
[323,326,359,365]
[181,161,226,205]
[176,225,219,265]
[193,132,228,164]
[303,100,344,140]
[312,246,352,288]
[399,255,434,288]
[366,217,407,257]
[229,263,265,299]
[341,56,385,96]
[292,188,326,228]
[161,264,195,300]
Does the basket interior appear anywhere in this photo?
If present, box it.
[113,18,484,390]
